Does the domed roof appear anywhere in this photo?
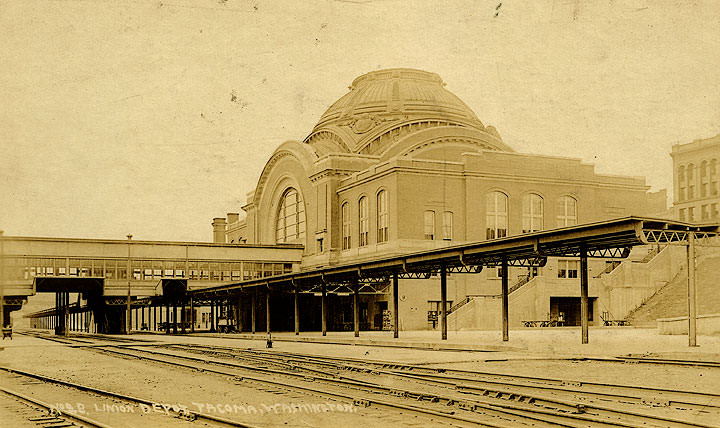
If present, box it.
[304,68,507,156]
[314,69,482,129]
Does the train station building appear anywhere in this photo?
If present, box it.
[209,68,670,333]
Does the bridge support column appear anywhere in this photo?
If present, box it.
[210,301,216,333]
[440,265,447,341]
[501,259,509,342]
[141,305,145,331]
[393,273,399,339]
[173,304,178,334]
[251,291,256,334]
[321,282,327,336]
[580,248,589,344]
[181,300,187,334]
[165,304,170,335]
[236,294,242,333]
[293,286,299,335]
[353,276,359,338]
[688,233,698,347]
[266,287,271,335]
[190,298,195,333]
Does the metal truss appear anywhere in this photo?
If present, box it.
[644,230,720,246]
[447,265,483,273]
[542,247,632,259]
[359,282,390,294]
[485,256,547,268]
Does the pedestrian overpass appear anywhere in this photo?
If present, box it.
[0,235,303,333]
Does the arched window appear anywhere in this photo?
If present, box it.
[376,190,388,243]
[679,165,685,182]
[687,163,695,180]
[486,191,508,239]
[275,188,306,243]
[556,196,577,227]
[701,160,708,178]
[341,202,351,250]
[522,193,544,233]
[358,196,369,247]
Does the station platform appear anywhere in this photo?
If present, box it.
[175,327,720,361]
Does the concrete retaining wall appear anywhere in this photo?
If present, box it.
[657,313,720,335]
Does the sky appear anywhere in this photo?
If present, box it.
[1,0,719,242]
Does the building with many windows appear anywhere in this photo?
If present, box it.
[213,68,667,331]
[671,133,720,223]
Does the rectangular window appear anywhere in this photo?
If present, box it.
[342,203,351,250]
[713,182,718,196]
[702,204,710,221]
[442,211,453,240]
[702,183,708,197]
[424,210,435,240]
[688,185,695,200]
[712,204,719,219]
[557,260,579,279]
[679,208,686,221]
[688,206,695,222]
[679,187,686,201]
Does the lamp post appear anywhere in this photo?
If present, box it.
[126,234,132,335]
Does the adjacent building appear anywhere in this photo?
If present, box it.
[671,133,720,223]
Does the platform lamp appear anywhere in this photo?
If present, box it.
[126,234,132,335]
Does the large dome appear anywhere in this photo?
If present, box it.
[315,69,482,128]
[304,68,507,156]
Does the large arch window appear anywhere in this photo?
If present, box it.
[275,188,306,243]
[341,202,351,250]
[522,193,544,233]
[377,190,388,243]
[486,191,508,240]
[358,196,369,247]
[556,196,577,227]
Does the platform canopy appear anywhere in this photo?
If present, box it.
[190,216,720,299]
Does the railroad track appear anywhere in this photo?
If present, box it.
[18,331,720,427]
[0,385,114,428]
[0,366,261,428]
[153,343,720,428]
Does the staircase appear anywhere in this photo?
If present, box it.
[627,252,720,326]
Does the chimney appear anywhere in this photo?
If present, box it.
[212,217,227,243]
[227,212,240,224]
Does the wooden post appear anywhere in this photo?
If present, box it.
[266,286,271,334]
[353,276,359,338]
[236,294,243,333]
[321,282,327,336]
[440,264,447,341]
[501,259,509,342]
[210,300,215,332]
[688,233,698,347]
[190,298,195,333]
[392,273,399,338]
[251,290,256,334]
[580,247,589,344]
[294,285,299,335]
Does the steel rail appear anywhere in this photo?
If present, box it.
[91,346,516,428]
[0,366,261,428]
[160,344,719,428]
[232,346,720,410]
[99,345,693,428]
[0,386,114,428]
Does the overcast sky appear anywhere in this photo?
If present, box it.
[1,0,719,242]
